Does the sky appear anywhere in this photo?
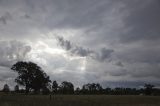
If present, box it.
[0,0,160,89]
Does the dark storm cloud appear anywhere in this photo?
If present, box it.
[0,40,31,67]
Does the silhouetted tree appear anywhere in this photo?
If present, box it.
[105,88,111,94]
[11,61,51,94]
[14,85,19,93]
[75,87,81,95]
[42,86,51,95]
[59,81,74,94]
[19,89,25,93]
[52,80,58,94]
[144,84,154,95]
[3,84,10,93]
[95,83,103,94]
[82,83,103,94]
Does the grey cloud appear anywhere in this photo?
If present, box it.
[24,14,31,19]
[16,0,115,30]
[119,0,160,43]
[115,61,124,67]
[71,46,93,57]
[108,69,127,77]
[56,36,114,61]
[56,36,72,50]
[0,66,17,89]
[0,16,7,24]
[126,62,160,78]
[0,40,31,67]
[96,48,114,62]
[56,36,94,57]
[52,0,113,28]
[115,42,160,64]
[0,12,12,25]
[0,66,16,82]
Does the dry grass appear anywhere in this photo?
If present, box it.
[0,94,160,106]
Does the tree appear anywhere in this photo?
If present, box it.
[11,61,51,94]
[82,83,103,94]
[52,80,58,94]
[42,86,51,95]
[14,85,19,93]
[144,84,154,95]
[75,87,81,95]
[3,84,10,93]
[59,81,74,94]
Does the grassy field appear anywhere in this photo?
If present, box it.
[0,94,160,106]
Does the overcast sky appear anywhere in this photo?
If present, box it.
[0,0,160,89]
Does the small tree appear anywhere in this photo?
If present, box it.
[3,84,10,93]
[75,87,81,95]
[82,83,103,94]
[14,85,19,93]
[144,84,154,95]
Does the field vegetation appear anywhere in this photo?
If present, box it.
[0,94,160,106]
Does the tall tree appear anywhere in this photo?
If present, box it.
[52,80,58,94]
[11,61,51,94]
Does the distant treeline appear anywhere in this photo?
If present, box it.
[1,61,160,96]
[1,82,160,96]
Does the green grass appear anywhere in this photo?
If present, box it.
[0,94,160,106]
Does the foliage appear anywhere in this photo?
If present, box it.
[82,83,103,94]
[2,84,10,93]
[59,81,74,94]
[0,95,160,106]
[11,61,51,94]
[14,85,19,93]
[144,84,154,95]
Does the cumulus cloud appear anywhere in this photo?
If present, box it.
[0,40,31,67]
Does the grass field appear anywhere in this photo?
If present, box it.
[0,94,160,106]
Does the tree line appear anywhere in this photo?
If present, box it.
[1,61,160,96]
[2,82,160,96]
